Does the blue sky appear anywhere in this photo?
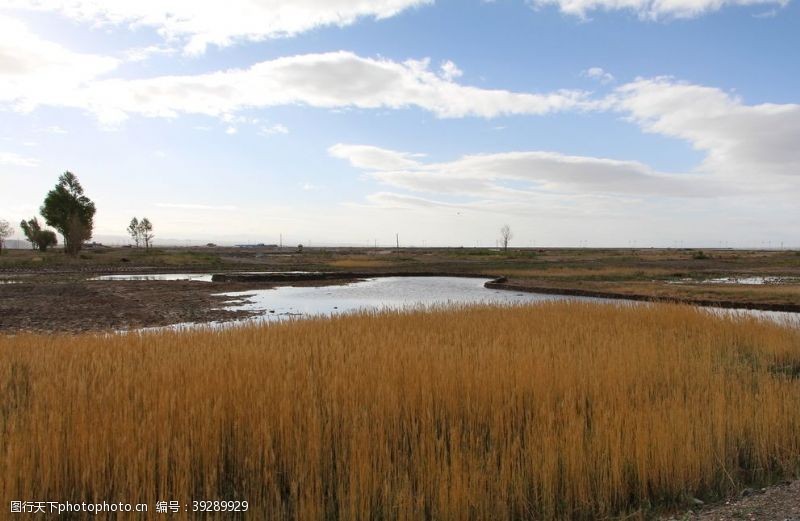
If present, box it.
[1,0,799,247]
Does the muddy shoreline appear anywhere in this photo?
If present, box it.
[186,270,800,312]
[211,270,493,282]
[486,280,800,313]
[0,276,358,334]
[3,268,799,334]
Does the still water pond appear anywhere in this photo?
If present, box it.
[108,275,797,330]
[93,273,216,282]
[220,276,603,319]
[215,276,800,328]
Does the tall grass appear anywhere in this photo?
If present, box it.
[2,303,800,519]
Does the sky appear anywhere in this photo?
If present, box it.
[1,0,799,248]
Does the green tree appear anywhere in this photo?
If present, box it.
[138,218,154,250]
[127,217,140,247]
[0,219,12,255]
[20,217,58,251]
[40,171,96,255]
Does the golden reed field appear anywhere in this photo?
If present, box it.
[2,302,800,520]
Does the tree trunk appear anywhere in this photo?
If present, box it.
[65,215,85,255]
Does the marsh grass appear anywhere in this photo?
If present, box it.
[2,303,800,520]
[503,267,679,280]
[327,259,399,269]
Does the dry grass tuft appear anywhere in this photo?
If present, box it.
[503,267,677,280]
[327,259,397,269]
[2,303,800,519]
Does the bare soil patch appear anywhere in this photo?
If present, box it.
[0,277,352,333]
[663,479,800,520]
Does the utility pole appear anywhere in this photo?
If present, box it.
[280,233,282,248]
[396,233,399,252]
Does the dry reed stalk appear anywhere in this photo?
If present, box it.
[1,302,799,520]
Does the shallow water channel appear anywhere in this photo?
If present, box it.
[221,276,603,318]
[222,276,800,326]
[94,273,799,330]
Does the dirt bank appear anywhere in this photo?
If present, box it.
[4,269,800,334]
[486,279,800,313]
[0,277,355,334]
[662,479,800,520]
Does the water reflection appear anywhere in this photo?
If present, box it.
[114,276,800,332]
[92,273,215,282]
[91,271,316,282]
[219,276,800,327]
[220,276,605,319]
[668,275,800,285]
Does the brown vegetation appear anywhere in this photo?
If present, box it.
[2,302,800,519]
[327,258,397,269]
[3,246,800,310]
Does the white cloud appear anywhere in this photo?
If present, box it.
[0,14,119,113]
[331,77,800,227]
[753,7,780,16]
[260,123,289,136]
[124,45,176,63]
[365,191,469,210]
[333,77,800,209]
[6,0,433,54]
[0,151,40,167]
[529,0,788,19]
[582,67,614,84]
[612,77,800,181]
[0,36,594,124]
[155,203,237,211]
[39,125,68,134]
[439,60,463,81]
[332,144,712,200]
[225,126,238,135]
[360,191,646,222]
[329,144,423,170]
